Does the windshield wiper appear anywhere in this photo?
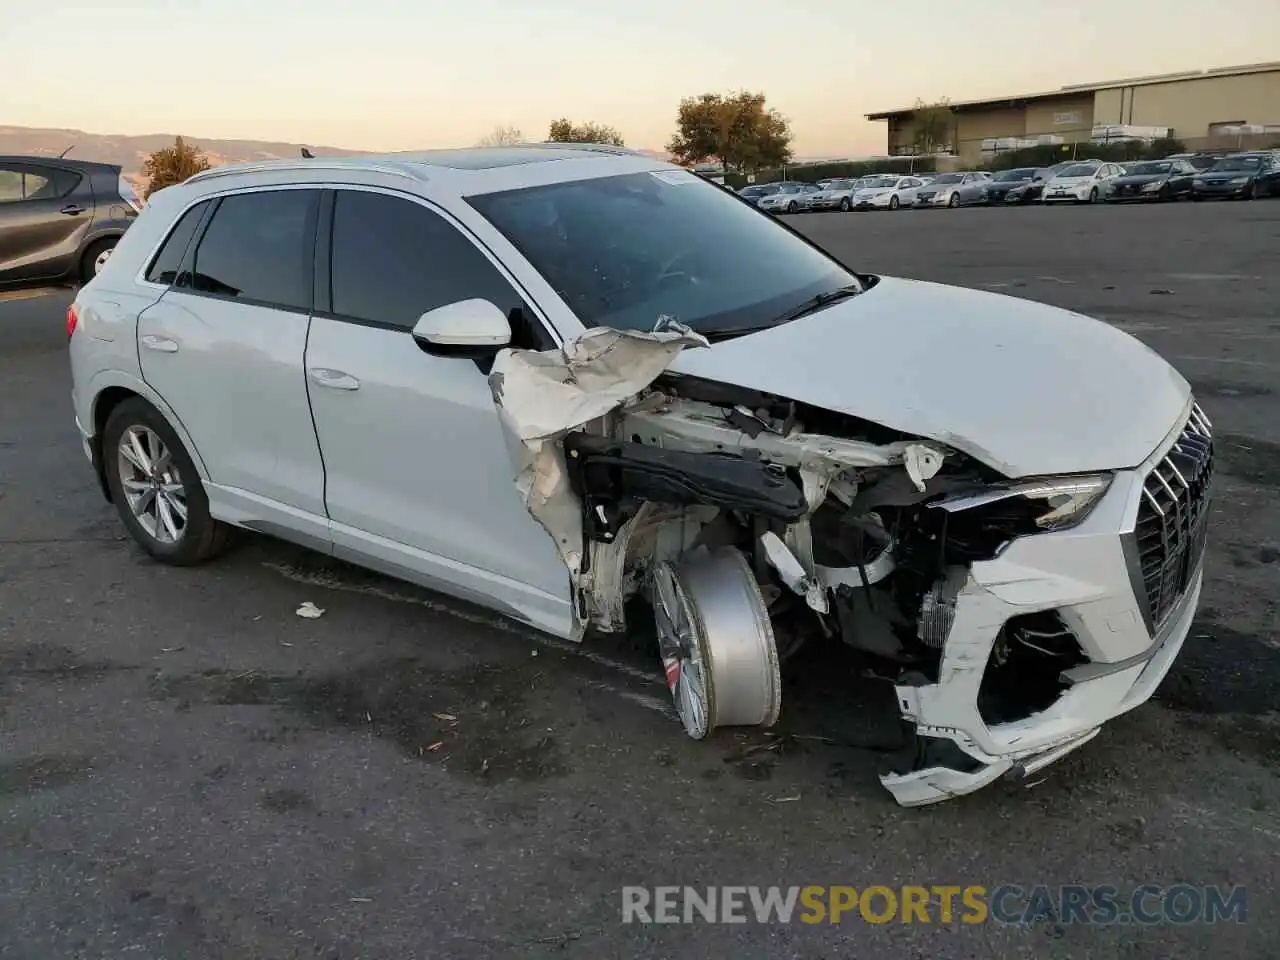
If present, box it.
[768,283,863,326]
[700,283,863,342]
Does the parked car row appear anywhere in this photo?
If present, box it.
[738,150,1280,214]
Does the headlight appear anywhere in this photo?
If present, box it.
[1230,177,1249,184]
[932,474,1114,533]
[1193,178,1205,186]
[1141,180,1164,192]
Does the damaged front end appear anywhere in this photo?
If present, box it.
[487,325,1200,806]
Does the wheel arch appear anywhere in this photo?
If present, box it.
[88,374,211,501]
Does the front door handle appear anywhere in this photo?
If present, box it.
[59,204,86,215]
[308,368,360,391]
[141,334,179,353]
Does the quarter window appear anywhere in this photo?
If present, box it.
[187,190,316,310]
[145,201,210,285]
[329,189,534,336]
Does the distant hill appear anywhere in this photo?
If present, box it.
[0,126,673,190]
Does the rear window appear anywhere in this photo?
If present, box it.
[186,190,317,310]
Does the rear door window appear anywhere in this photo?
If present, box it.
[186,190,317,310]
[0,164,78,203]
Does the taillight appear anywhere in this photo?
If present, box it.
[67,304,79,338]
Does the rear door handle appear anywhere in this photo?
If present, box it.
[141,334,179,353]
[308,368,360,391]
[59,205,86,215]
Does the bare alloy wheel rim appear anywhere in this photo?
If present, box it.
[94,247,114,275]
[652,564,710,739]
[117,425,188,544]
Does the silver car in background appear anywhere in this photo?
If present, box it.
[805,178,860,211]
[758,181,822,214]
[914,171,992,208]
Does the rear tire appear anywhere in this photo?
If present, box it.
[102,398,233,565]
[80,237,118,284]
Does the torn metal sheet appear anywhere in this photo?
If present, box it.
[488,322,710,635]
[488,323,710,443]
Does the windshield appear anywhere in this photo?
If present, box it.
[1124,162,1173,176]
[824,179,853,190]
[739,185,776,198]
[1057,164,1099,178]
[861,176,900,188]
[469,171,858,337]
[1210,156,1263,172]
[930,173,964,185]
[993,168,1036,182]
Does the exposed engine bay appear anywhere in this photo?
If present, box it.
[488,324,1107,806]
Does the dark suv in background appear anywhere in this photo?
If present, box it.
[0,156,141,290]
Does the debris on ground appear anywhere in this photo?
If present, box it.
[295,601,325,619]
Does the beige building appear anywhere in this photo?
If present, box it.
[867,61,1280,165]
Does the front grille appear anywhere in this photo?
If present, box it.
[1134,404,1214,628]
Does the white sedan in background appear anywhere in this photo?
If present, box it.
[1040,162,1127,204]
[852,175,927,210]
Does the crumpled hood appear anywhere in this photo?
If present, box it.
[666,277,1190,478]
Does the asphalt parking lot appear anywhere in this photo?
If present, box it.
[2,200,1278,959]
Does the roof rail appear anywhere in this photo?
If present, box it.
[185,157,428,185]
[529,141,645,157]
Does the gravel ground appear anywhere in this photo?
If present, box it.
[1,199,1277,959]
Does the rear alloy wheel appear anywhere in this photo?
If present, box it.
[889,195,899,210]
[103,399,232,565]
[80,237,118,284]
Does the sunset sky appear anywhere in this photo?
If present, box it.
[5,0,1279,157]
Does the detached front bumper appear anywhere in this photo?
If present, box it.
[882,401,1211,805]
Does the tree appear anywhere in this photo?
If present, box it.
[476,124,523,147]
[667,91,792,174]
[910,99,954,155]
[547,118,625,146]
[141,136,211,198]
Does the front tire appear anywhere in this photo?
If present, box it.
[102,399,232,565]
[839,197,851,211]
[889,195,900,210]
[947,193,959,208]
[80,237,118,284]
[786,200,797,214]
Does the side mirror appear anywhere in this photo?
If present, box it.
[411,299,512,357]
